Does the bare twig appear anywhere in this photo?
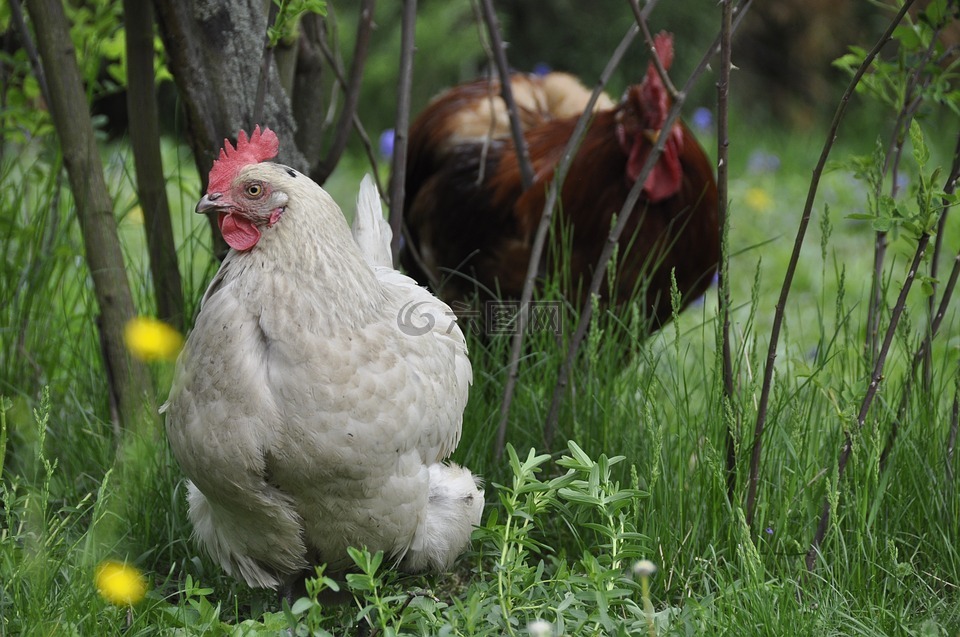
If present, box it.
[312,0,375,184]
[628,0,679,100]
[316,10,344,131]
[388,0,417,263]
[8,0,49,105]
[914,20,949,391]
[881,252,960,468]
[807,218,929,571]
[493,13,646,459]
[879,130,960,469]
[948,376,959,485]
[477,0,535,190]
[716,0,738,505]
[252,0,280,126]
[865,19,942,367]
[540,0,754,451]
[746,0,917,533]
[467,0,501,186]
[311,19,388,197]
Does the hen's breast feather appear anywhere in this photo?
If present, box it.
[167,257,468,561]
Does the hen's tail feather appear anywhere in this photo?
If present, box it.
[402,463,484,573]
[352,174,393,269]
[186,481,307,590]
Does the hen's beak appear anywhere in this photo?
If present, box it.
[643,128,661,144]
[196,192,228,214]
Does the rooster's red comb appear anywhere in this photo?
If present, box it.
[207,126,280,193]
[639,32,674,129]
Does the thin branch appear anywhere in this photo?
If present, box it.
[947,376,959,485]
[880,250,960,469]
[312,0,375,184]
[540,0,754,451]
[468,0,500,186]
[745,0,917,532]
[253,0,280,126]
[806,218,929,571]
[349,111,388,201]
[493,11,648,459]
[913,21,949,392]
[865,19,942,366]
[809,35,957,575]
[879,130,960,469]
[317,10,344,131]
[387,0,417,263]
[8,0,49,104]
[477,0,535,190]
[311,17,387,198]
[628,0,679,100]
[716,0,737,505]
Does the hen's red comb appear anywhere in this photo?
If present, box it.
[207,126,280,193]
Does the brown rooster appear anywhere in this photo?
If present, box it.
[401,32,719,332]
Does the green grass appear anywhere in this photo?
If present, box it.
[2,113,960,636]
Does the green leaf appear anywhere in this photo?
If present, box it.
[567,440,593,466]
[892,24,922,49]
[878,194,897,218]
[910,120,930,168]
[921,278,936,296]
[558,488,602,506]
[922,0,951,25]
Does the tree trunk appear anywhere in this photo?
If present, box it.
[124,0,185,331]
[26,0,159,435]
[292,13,327,168]
[152,0,308,259]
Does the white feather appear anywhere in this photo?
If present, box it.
[351,174,393,269]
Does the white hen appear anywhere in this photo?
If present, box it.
[163,127,483,591]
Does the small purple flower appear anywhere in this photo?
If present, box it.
[894,172,910,192]
[379,129,395,160]
[691,107,713,133]
[532,62,552,77]
[747,150,781,174]
[765,527,774,535]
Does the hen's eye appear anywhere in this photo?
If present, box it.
[245,183,263,198]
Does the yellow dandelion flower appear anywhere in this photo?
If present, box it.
[744,186,773,213]
[124,317,184,362]
[95,560,147,606]
[126,205,145,225]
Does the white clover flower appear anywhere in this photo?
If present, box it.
[633,559,658,578]
[527,619,554,637]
